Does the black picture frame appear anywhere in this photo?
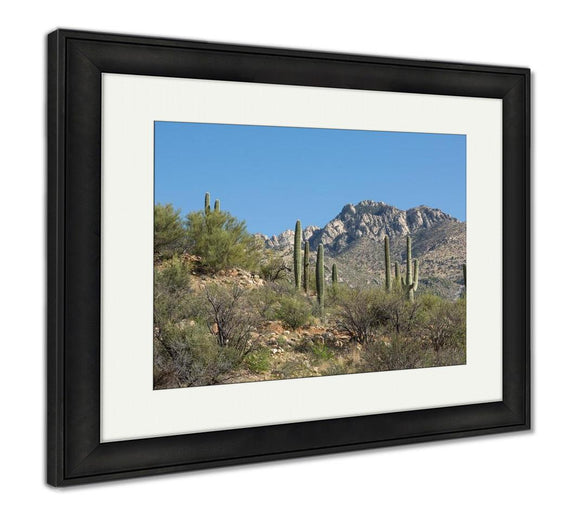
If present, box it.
[47,29,530,486]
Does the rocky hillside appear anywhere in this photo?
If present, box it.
[258,200,466,299]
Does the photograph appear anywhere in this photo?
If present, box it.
[153,121,467,389]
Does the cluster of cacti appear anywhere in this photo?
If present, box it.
[303,241,310,292]
[291,218,327,316]
[316,243,325,314]
[383,234,420,301]
[293,220,302,290]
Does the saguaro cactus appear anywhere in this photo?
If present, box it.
[384,236,392,292]
[462,263,467,288]
[204,192,211,215]
[316,243,325,314]
[332,263,338,286]
[214,199,220,212]
[394,261,401,289]
[402,235,420,302]
[294,220,302,290]
[303,242,310,293]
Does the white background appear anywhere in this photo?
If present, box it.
[0,1,576,508]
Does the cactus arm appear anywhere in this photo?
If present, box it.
[214,199,220,212]
[406,235,412,287]
[303,242,310,292]
[412,259,419,291]
[204,192,211,215]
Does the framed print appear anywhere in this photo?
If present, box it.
[47,29,530,486]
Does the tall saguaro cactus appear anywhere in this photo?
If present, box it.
[402,235,420,302]
[316,243,325,315]
[294,220,302,290]
[384,236,392,292]
[332,263,338,286]
[204,192,211,215]
[303,242,310,293]
[214,199,220,212]
[394,261,401,289]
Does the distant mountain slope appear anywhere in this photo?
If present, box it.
[257,200,466,299]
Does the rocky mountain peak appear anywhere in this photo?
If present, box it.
[263,201,459,255]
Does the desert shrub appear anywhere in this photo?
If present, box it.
[245,347,271,373]
[155,255,190,292]
[416,294,466,352]
[204,284,258,354]
[360,336,433,372]
[259,250,291,282]
[335,288,386,343]
[310,341,334,361]
[246,284,280,321]
[432,342,466,367]
[154,322,243,388]
[369,289,423,336]
[154,256,197,327]
[320,357,356,376]
[275,360,312,380]
[154,203,184,260]
[184,209,262,273]
[275,294,312,329]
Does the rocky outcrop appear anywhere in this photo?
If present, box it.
[261,224,319,250]
[262,201,459,255]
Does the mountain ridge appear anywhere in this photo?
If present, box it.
[259,201,462,254]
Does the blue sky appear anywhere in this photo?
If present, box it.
[155,122,465,236]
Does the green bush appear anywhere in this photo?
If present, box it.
[185,209,262,273]
[245,347,271,373]
[155,255,190,292]
[310,341,334,361]
[204,284,259,354]
[416,294,466,352]
[154,322,243,388]
[259,250,290,282]
[360,336,432,372]
[275,294,312,329]
[335,287,387,343]
[154,203,184,260]
[154,256,198,326]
